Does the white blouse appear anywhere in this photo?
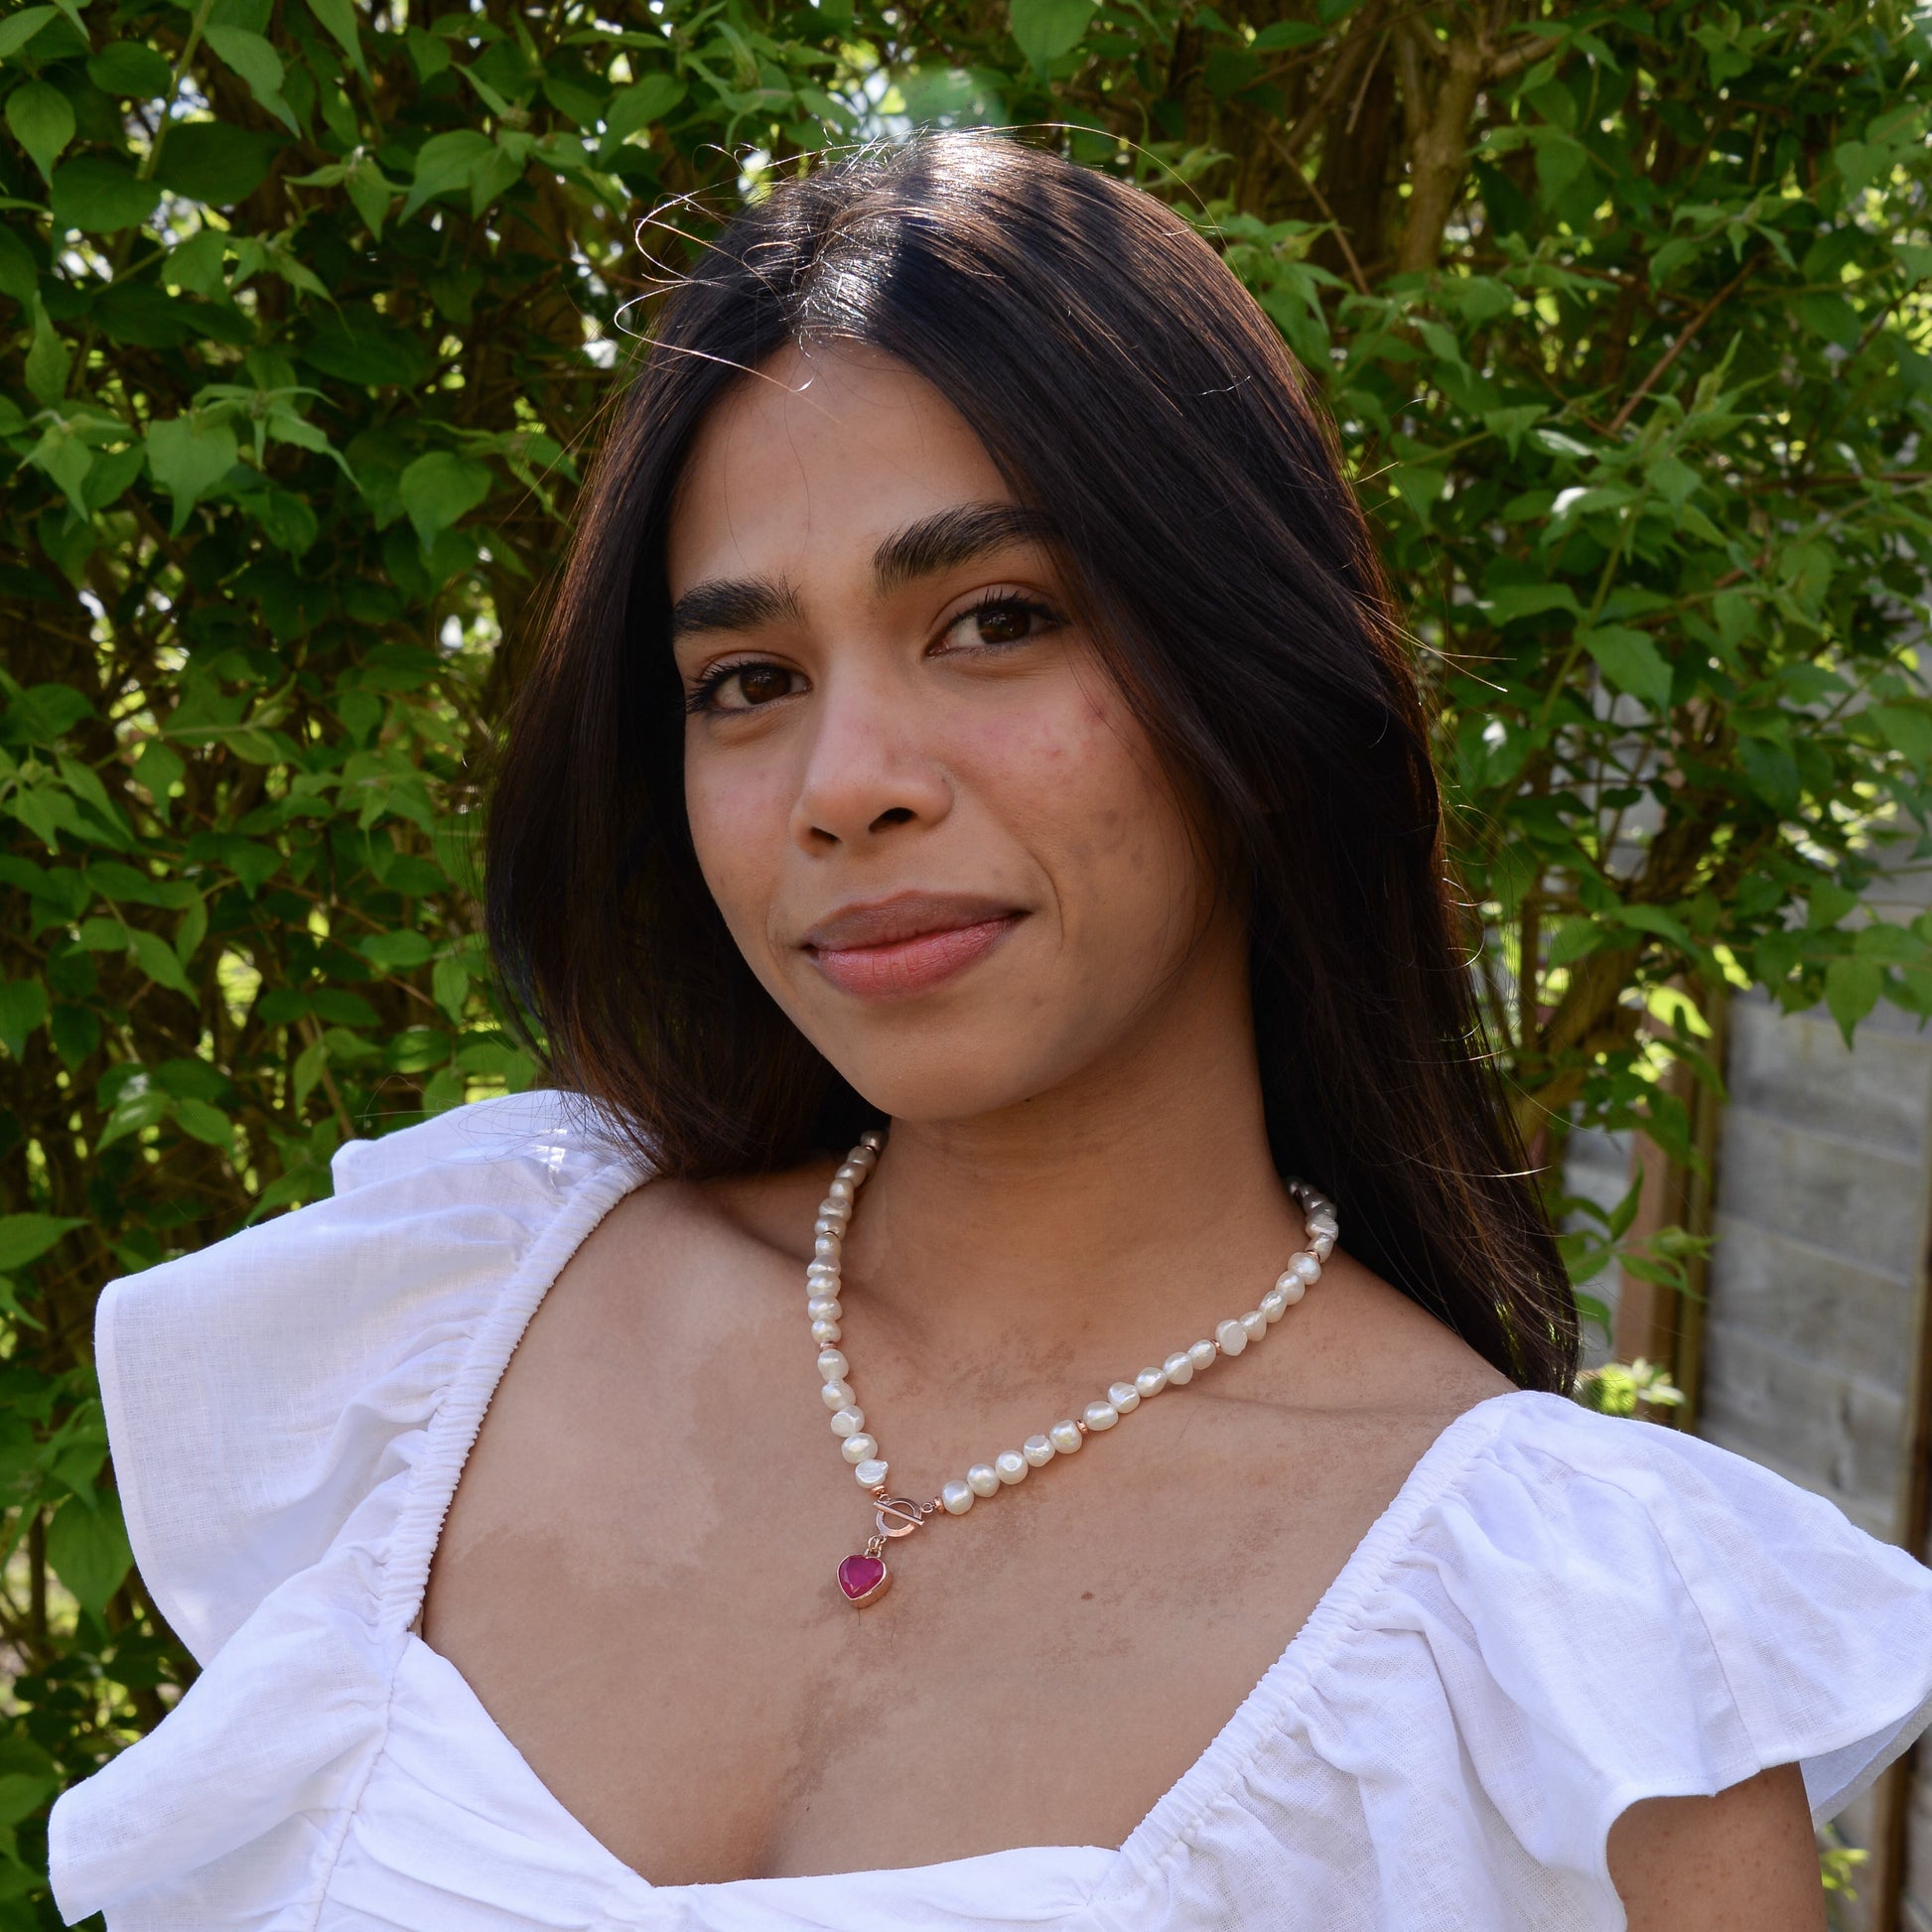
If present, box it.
[48,1090,1932,1931]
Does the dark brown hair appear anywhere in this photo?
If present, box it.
[485,132,1578,1392]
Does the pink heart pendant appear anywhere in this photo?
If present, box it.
[837,1553,890,1606]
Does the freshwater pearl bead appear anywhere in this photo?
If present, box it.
[806,1134,1337,1565]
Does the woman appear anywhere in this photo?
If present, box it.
[49,133,1932,1930]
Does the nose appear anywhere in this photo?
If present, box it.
[789,668,952,852]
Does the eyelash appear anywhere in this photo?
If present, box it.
[681,591,1067,717]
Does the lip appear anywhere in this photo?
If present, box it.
[802,893,1027,1001]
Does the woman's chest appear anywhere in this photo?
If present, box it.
[421,1332,1452,1887]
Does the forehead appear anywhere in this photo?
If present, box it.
[664,342,1015,596]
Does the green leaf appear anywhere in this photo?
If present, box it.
[359,929,433,971]
[204,25,299,134]
[599,72,686,156]
[398,451,491,553]
[432,954,469,1022]
[46,1491,132,1617]
[401,128,493,221]
[1582,625,1673,709]
[1792,292,1860,350]
[49,155,161,234]
[0,7,58,58]
[0,980,49,1058]
[146,416,239,533]
[127,924,196,997]
[174,1095,233,1147]
[0,1213,82,1271]
[6,79,74,186]
[85,40,173,97]
[1871,704,1932,769]
[1487,583,1580,624]
[1825,955,1883,1042]
[24,296,69,402]
[302,0,366,78]
[1009,0,1095,72]
[154,121,282,204]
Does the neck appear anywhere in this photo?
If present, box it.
[841,921,1305,1361]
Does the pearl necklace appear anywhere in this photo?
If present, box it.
[809,1129,1339,1608]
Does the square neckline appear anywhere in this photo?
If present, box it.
[384,1135,1533,1908]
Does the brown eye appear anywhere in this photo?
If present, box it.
[736,665,792,706]
[977,603,1035,643]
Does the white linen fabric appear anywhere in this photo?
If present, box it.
[47,1088,1932,1931]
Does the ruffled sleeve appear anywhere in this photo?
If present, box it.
[1105,1391,1932,1932]
[1366,1393,1932,1913]
[48,1089,646,1928]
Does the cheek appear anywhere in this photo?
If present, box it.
[966,677,1195,910]
[683,743,794,953]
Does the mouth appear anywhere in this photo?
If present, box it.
[801,894,1027,1001]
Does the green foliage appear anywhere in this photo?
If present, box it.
[3,0,1930,1917]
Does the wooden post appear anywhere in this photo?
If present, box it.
[1864,1131,1932,1931]
[1614,995,1728,1429]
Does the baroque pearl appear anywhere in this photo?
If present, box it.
[807,1133,1336,1585]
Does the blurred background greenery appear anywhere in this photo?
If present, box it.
[4,0,1931,1919]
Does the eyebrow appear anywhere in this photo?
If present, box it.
[667,501,1060,642]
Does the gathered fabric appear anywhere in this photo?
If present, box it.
[48,1090,1932,1931]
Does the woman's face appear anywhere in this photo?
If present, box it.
[666,342,1236,1125]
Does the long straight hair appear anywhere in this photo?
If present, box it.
[486,133,1578,1393]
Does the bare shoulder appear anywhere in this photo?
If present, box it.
[1288,1240,1519,1430]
